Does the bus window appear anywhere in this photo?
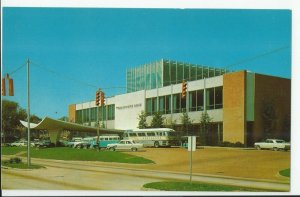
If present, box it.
[129,133,137,137]
[137,133,146,136]
[147,132,155,136]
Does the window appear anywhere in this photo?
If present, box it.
[184,65,190,81]
[215,86,223,109]
[120,141,125,144]
[196,90,204,111]
[173,94,181,113]
[147,132,156,136]
[159,96,165,114]
[163,61,171,86]
[166,95,171,114]
[146,98,152,115]
[190,66,197,81]
[90,107,97,121]
[189,91,197,111]
[197,67,203,80]
[137,133,146,136]
[177,64,183,83]
[129,133,137,137]
[170,62,177,84]
[152,97,158,113]
[206,88,214,110]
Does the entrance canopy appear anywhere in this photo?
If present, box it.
[20,117,124,144]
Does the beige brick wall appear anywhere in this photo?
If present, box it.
[68,104,76,123]
[223,71,246,144]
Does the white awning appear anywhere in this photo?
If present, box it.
[20,117,123,134]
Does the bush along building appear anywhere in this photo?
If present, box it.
[69,59,291,147]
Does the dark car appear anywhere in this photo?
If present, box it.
[35,140,54,148]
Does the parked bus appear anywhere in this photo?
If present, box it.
[91,135,120,149]
[123,128,180,148]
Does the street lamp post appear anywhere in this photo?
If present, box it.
[27,58,31,167]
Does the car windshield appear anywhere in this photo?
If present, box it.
[276,140,285,143]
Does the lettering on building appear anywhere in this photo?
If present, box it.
[116,103,142,110]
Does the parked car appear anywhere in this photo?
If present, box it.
[254,139,290,151]
[10,140,34,147]
[66,138,82,148]
[107,140,143,151]
[74,137,94,149]
[35,140,54,148]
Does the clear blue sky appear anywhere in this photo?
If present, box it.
[2,8,291,119]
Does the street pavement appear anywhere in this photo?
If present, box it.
[1,156,290,191]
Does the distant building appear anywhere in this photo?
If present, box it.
[69,59,291,147]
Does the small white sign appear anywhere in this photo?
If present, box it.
[188,136,196,151]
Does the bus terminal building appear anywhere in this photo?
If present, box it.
[68,59,291,147]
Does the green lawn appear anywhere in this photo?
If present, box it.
[15,147,153,164]
[279,168,290,177]
[143,181,263,191]
[1,160,44,169]
[2,147,154,164]
[2,146,27,155]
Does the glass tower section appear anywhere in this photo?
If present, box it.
[126,59,229,93]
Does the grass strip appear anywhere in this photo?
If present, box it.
[1,146,27,155]
[279,168,290,177]
[17,147,154,164]
[143,181,263,191]
[1,160,44,169]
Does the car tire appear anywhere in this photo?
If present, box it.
[154,141,159,148]
[131,147,137,152]
[273,147,278,151]
[255,145,261,150]
[109,147,115,151]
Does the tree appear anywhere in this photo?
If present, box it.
[2,100,26,142]
[181,112,192,135]
[58,116,69,122]
[262,100,277,138]
[30,114,42,124]
[150,112,164,128]
[137,110,148,129]
[164,118,177,130]
[199,111,212,145]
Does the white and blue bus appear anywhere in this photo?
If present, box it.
[123,128,180,148]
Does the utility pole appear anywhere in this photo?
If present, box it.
[95,89,101,152]
[27,58,31,167]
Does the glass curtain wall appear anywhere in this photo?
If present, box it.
[126,60,163,93]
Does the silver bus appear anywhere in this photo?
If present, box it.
[123,128,180,148]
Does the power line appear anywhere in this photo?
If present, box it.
[30,61,126,91]
[6,62,27,76]
[224,45,290,69]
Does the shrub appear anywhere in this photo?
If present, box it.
[219,141,244,147]
[9,157,22,164]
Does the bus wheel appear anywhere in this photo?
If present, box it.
[154,141,159,148]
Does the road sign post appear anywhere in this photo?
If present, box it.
[188,136,196,182]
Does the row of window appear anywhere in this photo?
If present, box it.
[75,104,115,124]
[145,86,223,115]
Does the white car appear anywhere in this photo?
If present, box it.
[107,140,143,152]
[10,140,34,147]
[254,139,290,151]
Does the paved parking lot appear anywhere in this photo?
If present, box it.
[125,147,290,181]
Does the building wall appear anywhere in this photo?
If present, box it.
[114,90,145,130]
[253,74,291,141]
[68,104,76,123]
[223,71,246,144]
